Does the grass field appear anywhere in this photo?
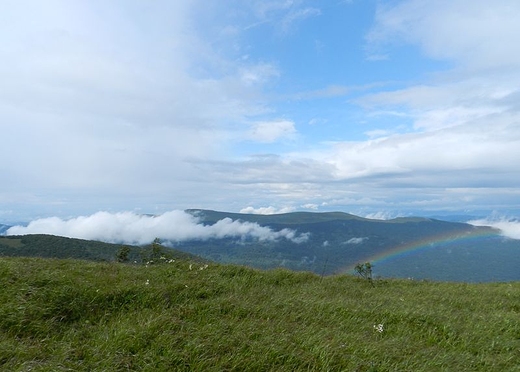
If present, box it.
[1,256,519,371]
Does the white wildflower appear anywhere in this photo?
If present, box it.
[373,323,384,333]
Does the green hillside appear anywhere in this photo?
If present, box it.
[1,256,519,371]
[179,210,509,281]
[0,234,204,264]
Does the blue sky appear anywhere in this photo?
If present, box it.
[2,0,520,228]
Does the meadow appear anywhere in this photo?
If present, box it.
[1,256,519,371]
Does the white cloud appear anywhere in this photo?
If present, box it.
[468,217,520,240]
[219,1,520,216]
[250,2,321,34]
[6,210,309,245]
[239,63,280,86]
[328,0,520,201]
[240,206,295,215]
[308,118,328,126]
[364,211,398,220]
[367,0,520,70]
[2,0,520,221]
[344,237,368,244]
[280,7,321,33]
[324,119,520,184]
[247,120,297,143]
[253,1,296,18]
[0,0,286,210]
[357,80,513,132]
[301,203,319,210]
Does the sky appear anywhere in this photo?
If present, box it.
[2,0,520,231]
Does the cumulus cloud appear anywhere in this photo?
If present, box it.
[468,217,520,240]
[6,210,309,245]
[0,0,286,214]
[354,0,520,185]
[325,127,518,185]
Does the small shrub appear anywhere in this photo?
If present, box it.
[116,246,131,263]
[355,262,373,283]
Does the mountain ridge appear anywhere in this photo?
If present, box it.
[1,209,516,282]
[186,209,443,225]
[177,209,512,281]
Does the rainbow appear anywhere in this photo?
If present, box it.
[342,226,501,274]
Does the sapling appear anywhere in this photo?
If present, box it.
[355,262,374,285]
[116,245,131,263]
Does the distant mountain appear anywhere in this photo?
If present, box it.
[179,210,519,282]
[426,215,486,223]
[2,210,519,282]
[186,209,370,225]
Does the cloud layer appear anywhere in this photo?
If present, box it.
[6,210,309,245]
[468,217,520,240]
[1,1,520,221]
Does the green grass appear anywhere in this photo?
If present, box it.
[1,257,519,371]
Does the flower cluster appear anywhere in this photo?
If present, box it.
[145,257,175,267]
[373,323,384,333]
[160,256,175,263]
[189,263,209,271]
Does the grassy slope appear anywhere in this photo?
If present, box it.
[1,257,519,371]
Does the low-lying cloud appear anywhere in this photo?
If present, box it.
[344,237,368,245]
[363,211,400,220]
[6,210,310,245]
[240,206,295,215]
[468,217,520,240]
